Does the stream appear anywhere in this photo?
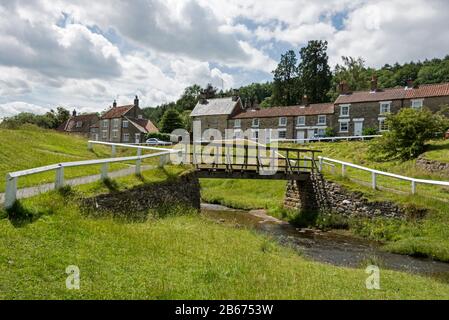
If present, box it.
[201,203,449,277]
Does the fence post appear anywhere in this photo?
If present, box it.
[136,148,142,175]
[318,157,323,172]
[101,163,109,180]
[55,166,64,189]
[342,164,346,177]
[371,172,377,190]
[4,174,17,209]
[88,141,93,150]
[411,180,416,194]
[111,145,116,157]
[159,153,168,168]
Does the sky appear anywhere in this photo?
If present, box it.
[1,0,449,117]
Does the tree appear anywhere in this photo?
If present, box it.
[272,50,300,106]
[298,40,332,103]
[159,109,184,133]
[176,84,202,111]
[202,83,218,99]
[368,108,448,161]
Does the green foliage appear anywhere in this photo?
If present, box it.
[272,50,300,106]
[362,127,379,136]
[145,132,171,141]
[325,127,336,137]
[259,96,274,108]
[0,107,70,130]
[298,40,332,103]
[159,109,184,134]
[368,108,448,161]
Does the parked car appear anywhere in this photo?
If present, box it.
[145,138,172,146]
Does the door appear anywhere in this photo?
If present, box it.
[135,133,141,144]
[296,130,305,144]
[354,121,363,136]
[307,129,315,141]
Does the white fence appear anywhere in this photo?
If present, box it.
[272,135,381,144]
[318,156,449,195]
[3,142,178,209]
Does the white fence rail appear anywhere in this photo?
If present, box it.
[318,156,449,194]
[272,135,381,144]
[4,142,177,209]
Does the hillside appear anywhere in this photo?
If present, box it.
[0,125,152,192]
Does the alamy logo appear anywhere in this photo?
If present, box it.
[365,265,380,290]
[66,265,80,290]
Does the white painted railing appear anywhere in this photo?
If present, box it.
[318,156,449,194]
[4,142,178,209]
[272,135,381,144]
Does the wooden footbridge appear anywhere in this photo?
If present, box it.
[186,142,321,181]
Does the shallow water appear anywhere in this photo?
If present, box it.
[201,203,449,276]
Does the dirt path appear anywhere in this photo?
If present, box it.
[0,165,154,204]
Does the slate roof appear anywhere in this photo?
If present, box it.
[335,82,449,104]
[232,103,334,119]
[57,113,99,133]
[190,97,241,116]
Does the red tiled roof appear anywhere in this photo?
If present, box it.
[132,118,159,133]
[335,82,449,104]
[232,103,334,119]
[101,105,134,119]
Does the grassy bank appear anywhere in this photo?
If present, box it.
[200,139,449,262]
[1,169,449,299]
[0,125,162,192]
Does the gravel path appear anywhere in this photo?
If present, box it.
[0,165,154,204]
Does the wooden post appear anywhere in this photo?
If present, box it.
[101,163,109,180]
[4,174,17,209]
[411,181,416,194]
[55,166,64,189]
[136,148,142,175]
[371,172,377,190]
[111,145,116,157]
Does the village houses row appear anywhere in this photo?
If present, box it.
[190,78,449,141]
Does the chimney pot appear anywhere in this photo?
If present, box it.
[134,95,139,108]
[406,79,415,89]
[72,109,77,117]
[113,100,117,108]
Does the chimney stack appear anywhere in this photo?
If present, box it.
[72,109,77,117]
[113,100,117,108]
[134,95,139,108]
[370,75,378,92]
[232,89,240,102]
[338,81,350,95]
[302,95,309,106]
[406,79,414,89]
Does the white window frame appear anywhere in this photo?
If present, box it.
[234,119,241,128]
[317,115,326,125]
[279,117,287,127]
[379,118,389,132]
[411,99,424,109]
[233,129,242,139]
[102,120,108,128]
[297,116,305,126]
[138,115,143,120]
[102,130,108,139]
[113,119,120,128]
[252,118,259,128]
[122,120,129,128]
[339,120,349,133]
[277,128,287,139]
[251,129,259,140]
[340,104,350,117]
[316,128,326,138]
[123,133,130,142]
[379,101,391,114]
[112,129,118,138]
[135,133,141,143]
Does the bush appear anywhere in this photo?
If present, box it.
[145,132,171,141]
[368,108,448,161]
[159,109,184,133]
[325,127,336,137]
[362,127,378,136]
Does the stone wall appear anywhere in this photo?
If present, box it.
[82,171,201,216]
[284,175,420,219]
[416,156,449,174]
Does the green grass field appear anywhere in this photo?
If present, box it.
[1,169,449,299]
[0,125,161,192]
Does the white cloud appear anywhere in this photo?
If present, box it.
[0,102,49,118]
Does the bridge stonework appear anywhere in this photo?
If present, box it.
[284,178,319,213]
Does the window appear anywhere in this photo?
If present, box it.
[297,116,305,126]
[135,133,141,143]
[380,101,391,114]
[233,129,242,139]
[316,128,326,137]
[252,118,259,127]
[279,117,287,127]
[76,121,82,128]
[317,115,326,125]
[123,133,130,142]
[234,119,241,128]
[138,115,143,119]
[102,130,108,139]
[252,130,259,140]
[113,119,120,128]
[339,121,349,133]
[411,99,423,109]
[278,129,287,139]
[122,120,129,128]
[102,120,108,128]
[112,129,118,138]
[340,105,350,117]
[379,119,389,131]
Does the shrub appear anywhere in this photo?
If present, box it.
[145,132,171,141]
[362,127,378,136]
[159,109,184,133]
[368,108,448,161]
[325,127,336,137]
